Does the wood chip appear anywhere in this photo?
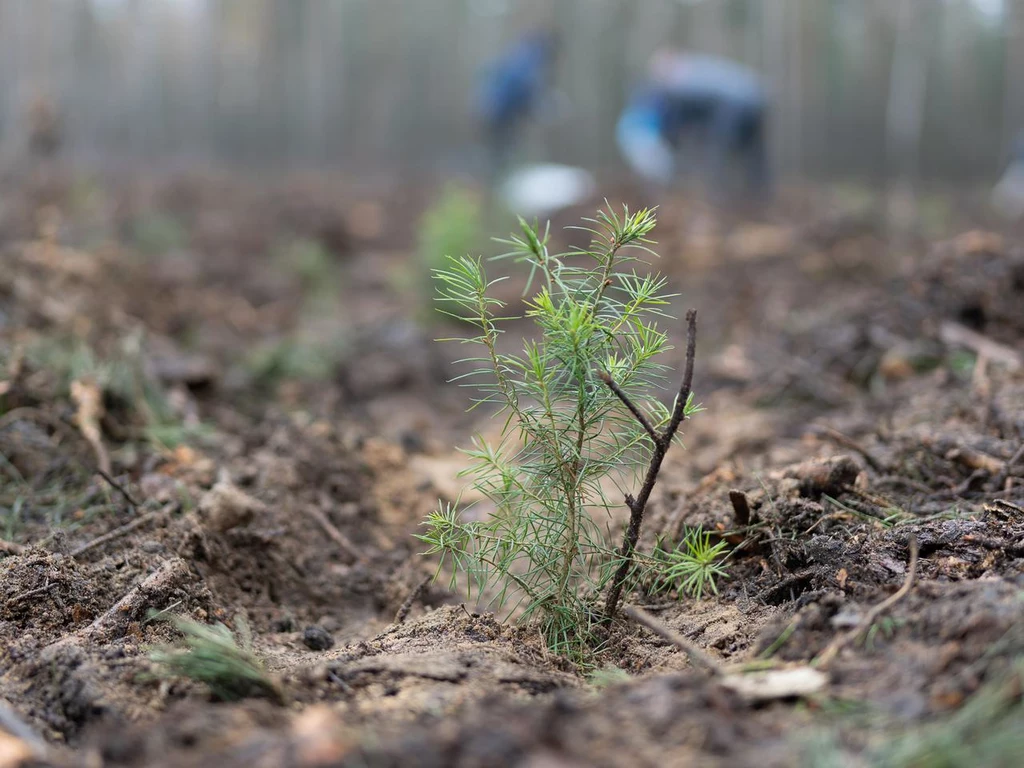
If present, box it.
[719,666,827,703]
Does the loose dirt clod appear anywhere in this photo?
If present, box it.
[45,558,193,651]
[784,455,861,499]
[198,476,264,533]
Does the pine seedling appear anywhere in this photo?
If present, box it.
[149,615,282,703]
[417,205,703,658]
[653,529,729,601]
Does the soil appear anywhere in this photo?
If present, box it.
[1,169,1023,767]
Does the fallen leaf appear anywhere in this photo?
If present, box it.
[71,376,110,474]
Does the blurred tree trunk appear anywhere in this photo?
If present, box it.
[761,0,788,181]
[884,0,935,231]
[885,0,931,187]
[1005,0,1024,152]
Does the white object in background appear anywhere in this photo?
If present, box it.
[500,164,596,219]
[992,163,1024,219]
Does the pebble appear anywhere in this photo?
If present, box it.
[302,625,334,651]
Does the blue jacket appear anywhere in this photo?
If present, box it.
[624,53,765,143]
[478,33,555,132]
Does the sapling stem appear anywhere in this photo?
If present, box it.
[602,309,698,622]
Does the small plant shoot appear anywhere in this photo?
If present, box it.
[417,205,705,658]
[149,615,282,703]
[653,529,730,601]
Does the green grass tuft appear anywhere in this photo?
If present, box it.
[149,615,283,704]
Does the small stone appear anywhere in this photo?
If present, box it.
[302,625,334,651]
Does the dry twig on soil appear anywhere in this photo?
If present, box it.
[44,558,191,651]
[603,310,698,622]
[939,321,1022,371]
[623,605,721,675]
[71,511,161,558]
[994,443,1024,489]
[303,504,360,562]
[814,537,919,669]
[71,377,111,475]
[7,579,56,606]
[94,467,141,510]
[811,425,888,473]
[394,575,432,624]
[0,539,27,556]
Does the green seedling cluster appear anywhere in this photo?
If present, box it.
[418,205,711,659]
[652,528,729,601]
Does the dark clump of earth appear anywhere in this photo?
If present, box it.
[301,626,334,652]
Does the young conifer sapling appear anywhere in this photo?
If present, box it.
[417,205,703,658]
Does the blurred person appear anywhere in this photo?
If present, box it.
[477,30,560,179]
[617,49,768,197]
[992,134,1024,219]
[28,94,62,159]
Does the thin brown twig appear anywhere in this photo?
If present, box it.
[44,558,191,650]
[1006,443,1024,472]
[728,489,752,527]
[303,504,360,562]
[812,425,888,473]
[623,605,722,675]
[71,511,159,558]
[8,579,54,606]
[814,536,918,669]
[0,538,27,556]
[603,309,697,622]
[939,321,1022,371]
[94,468,141,510]
[394,575,431,624]
[995,442,1024,489]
